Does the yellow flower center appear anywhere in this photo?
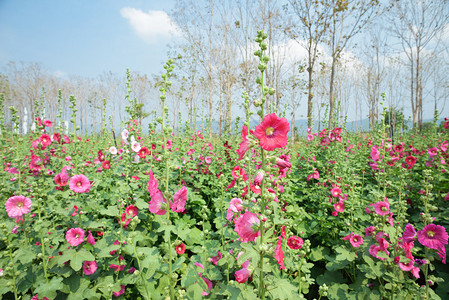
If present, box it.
[427,230,435,238]
[265,127,274,136]
[75,234,80,238]
[17,202,23,208]
[77,182,82,187]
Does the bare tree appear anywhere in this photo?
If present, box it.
[389,0,449,129]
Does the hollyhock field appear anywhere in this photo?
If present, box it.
[1,33,449,300]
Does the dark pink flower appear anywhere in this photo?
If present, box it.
[170,186,187,213]
[176,243,186,255]
[87,231,96,245]
[147,170,159,197]
[374,198,389,216]
[274,236,285,270]
[333,201,345,212]
[209,251,223,265]
[417,224,448,250]
[113,285,125,297]
[350,234,363,248]
[254,113,290,151]
[54,170,70,187]
[402,223,416,243]
[287,236,304,249]
[69,174,91,193]
[5,195,32,219]
[237,125,251,160]
[235,268,251,283]
[39,134,52,147]
[43,119,53,127]
[83,261,97,275]
[365,226,375,237]
[65,228,85,246]
[148,191,167,215]
[234,210,260,243]
[201,276,213,296]
[330,187,341,198]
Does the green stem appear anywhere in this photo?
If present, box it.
[6,234,19,300]
[132,233,151,299]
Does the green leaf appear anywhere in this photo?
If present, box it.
[268,279,299,300]
[309,246,330,261]
[99,205,119,216]
[13,246,36,264]
[335,246,357,262]
[34,276,64,299]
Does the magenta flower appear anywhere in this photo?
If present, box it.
[274,236,285,270]
[209,251,223,265]
[234,211,260,243]
[374,198,390,216]
[235,268,251,283]
[54,170,70,187]
[65,228,85,246]
[370,146,380,161]
[402,223,416,243]
[417,224,448,250]
[148,191,167,215]
[237,125,251,160]
[125,205,138,217]
[254,113,290,151]
[369,244,390,260]
[330,187,341,198]
[87,231,96,245]
[201,276,213,296]
[364,226,375,237]
[147,170,159,197]
[170,186,187,213]
[113,285,125,297]
[83,261,97,275]
[287,236,304,249]
[5,195,32,219]
[69,174,91,193]
[350,234,363,248]
[333,201,345,212]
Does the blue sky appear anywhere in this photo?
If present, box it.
[0,0,179,77]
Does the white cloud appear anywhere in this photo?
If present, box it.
[120,7,181,44]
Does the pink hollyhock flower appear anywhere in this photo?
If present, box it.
[437,245,447,264]
[195,262,204,269]
[39,134,52,147]
[333,201,345,212]
[307,170,320,181]
[365,226,375,237]
[402,223,416,243]
[254,113,290,151]
[374,197,389,216]
[209,251,222,265]
[43,119,52,127]
[237,125,251,160]
[65,228,85,246]
[417,224,449,250]
[234,211,260,243]
[306,134,314,141]
[287,236,304,249]
[5,195,32,219]
[83,261,97,275]
[444,192,449,201]
[330,187,341,198]
[148,191,167,215]
[276,158,292,169]
[350,234,363,248]
[235,268,251,283]
[428,147,438,158]
[227,198,243,221]
[205,156,212,164]
[69,174,91,193]
[369,244,390,260]
[125,205,138,217]
[113,285,125,297]
[110,264,125,272]
[170,186,187,213]
[87,231,96,245]
[147,170,160,196]
[254,171,264,186]
[274,236,285,270]
[201,276,213,296]
[109,146,118,155]
[370,146,380,161]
